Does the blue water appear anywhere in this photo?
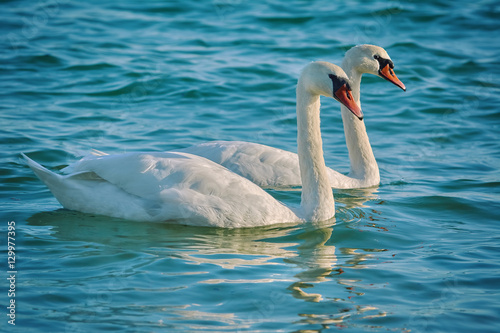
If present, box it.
[1,0,500,332]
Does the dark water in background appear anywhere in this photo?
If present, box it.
[1,0,499,332]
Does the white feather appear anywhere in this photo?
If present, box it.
[179,45,405,189]
[23,62,357,227]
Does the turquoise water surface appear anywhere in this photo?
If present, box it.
[1,0,500,332]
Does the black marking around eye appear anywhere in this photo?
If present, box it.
[328,74,351,92]
[376,57,394,70]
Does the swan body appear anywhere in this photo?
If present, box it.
[178,140,357,188]
[23,61,361,227]
[23,151,298,227]
[178,45,406,189]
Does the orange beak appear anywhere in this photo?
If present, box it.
[379,64,406,91]
[334,84,363,120]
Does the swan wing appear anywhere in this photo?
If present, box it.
[179,141,361,188]
[179,141,303,187]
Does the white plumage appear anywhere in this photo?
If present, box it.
[179,45,406,189]
[23,151,297,227]
[23,61,362,227]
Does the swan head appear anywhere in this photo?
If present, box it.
[344,44,406,91]
[299,61,363,120]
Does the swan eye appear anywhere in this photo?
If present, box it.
[374,55,380,60]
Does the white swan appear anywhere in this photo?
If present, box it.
[178,45,406,189]
[23,61,361,228]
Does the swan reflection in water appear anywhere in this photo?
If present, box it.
[26,187,391,329]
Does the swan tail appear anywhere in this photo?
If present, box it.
[21,153,64,189]
[21,153,140,217]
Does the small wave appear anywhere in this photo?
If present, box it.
[86,78,166,98]
[257,15,314,25]
[336,206,364,224]
[11,53,65,67]
[445,59,486,75]
[370,7,406,17]
[387,180,411,186]
[63,62,118,71]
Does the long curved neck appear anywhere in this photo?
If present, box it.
[296,81,335,221]
[340,61,379,184]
